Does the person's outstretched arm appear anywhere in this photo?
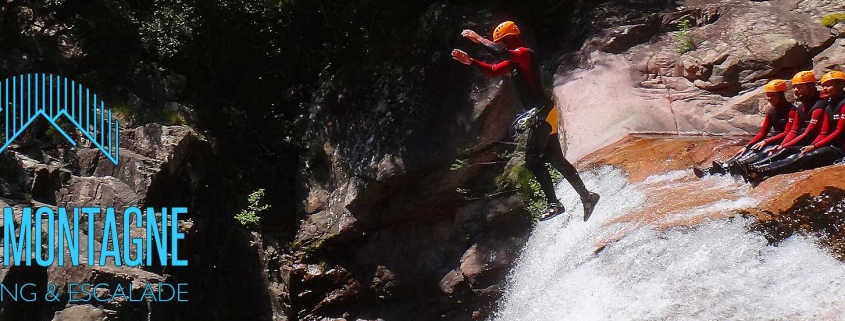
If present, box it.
[782,107,827,148]
[452,49,512,77]
[461,29,510,58]
[470,59,512,77]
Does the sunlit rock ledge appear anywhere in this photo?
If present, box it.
[576,134,845,259]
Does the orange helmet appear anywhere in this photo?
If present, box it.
[820,70,845,85]
[791,71,816,85]
[493,21,521,42]
[764,79,787,92]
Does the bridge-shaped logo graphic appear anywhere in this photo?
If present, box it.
[0,74,119,164]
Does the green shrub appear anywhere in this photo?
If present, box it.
[504,164,563,220]
[821,13,845,28]
[112,103,134,120]
[167,110,186,125]
[674,19,696,54]
[235,189,271,227]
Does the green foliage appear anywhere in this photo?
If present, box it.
[166,110,187,125]
[138,0,197,59]
[821,13,845,28]
[450,158,468,171]
[674,19,696,54]
[178,219,194,233]
[111,103,135,121]
[317,260,329,271]
[502,164,563,220]
[235,188,271,227]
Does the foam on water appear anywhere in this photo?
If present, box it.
[492,166,845,321]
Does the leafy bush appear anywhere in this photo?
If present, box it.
[111,103,135,121]
[235,188,271,227]
[674,19,696,54]
[167,110,186,125]
[503,164,563,220]
[822,13,845,28]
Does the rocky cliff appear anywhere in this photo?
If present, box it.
[0,122,293,320]
[2,0,845,320]
[559,0,845,160]
[289,0,845,319]
[291,5,538,320]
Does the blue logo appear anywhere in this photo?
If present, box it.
[0,74,119,164]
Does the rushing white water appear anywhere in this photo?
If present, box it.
[493,166,845,321]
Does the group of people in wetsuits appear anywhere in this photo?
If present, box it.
[451,21,600,221]
[449,21,844,223]
[694,70,845,185]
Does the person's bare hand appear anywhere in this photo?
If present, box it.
[767,145,783,155]
[452,49,471,65]
[800,145,815,155]
[461,29,483,43]
[751,141,766,150]
[734,147,748,157]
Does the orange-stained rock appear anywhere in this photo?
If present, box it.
[577,134,746,182]
[576,134,845,258]
[578,135,845,219]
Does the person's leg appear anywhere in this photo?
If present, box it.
[734,146,772,165]
[545,134,590,199]
[753,146,844,177]
[751,146,802,166]
[721,145,778,176]
[544,133,600,221]
[525,121,557,204]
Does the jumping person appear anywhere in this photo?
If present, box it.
[451,21,600,221]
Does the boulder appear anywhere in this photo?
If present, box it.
[51,305,110,321]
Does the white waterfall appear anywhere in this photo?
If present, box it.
[492,166,845,320]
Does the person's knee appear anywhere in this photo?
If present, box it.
[557,161,578,176]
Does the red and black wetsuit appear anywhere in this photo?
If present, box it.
[781,91,828,147]
[471,41,552,116]
[470,39,590,203]
[751,102,793,147]
[753,92,845,177]
[752,91,828,166]
[731,101,794,167]
[812,94,845,149]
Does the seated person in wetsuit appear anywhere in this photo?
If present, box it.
[740,71,845,184]
[738,70,829,178]
[694,79,793,177]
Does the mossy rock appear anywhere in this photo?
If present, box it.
[821,13,845,28]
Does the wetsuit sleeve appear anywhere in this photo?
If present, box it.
[746,114,772,147]
[777,110,800,145]
[812,109,845,148]
[479,40,510,58]
[471,59,513,77]
[812,110,832,146]
[782,108,827,148]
